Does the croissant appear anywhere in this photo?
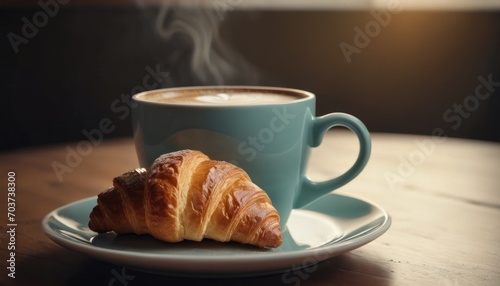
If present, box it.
[88,150,282,248]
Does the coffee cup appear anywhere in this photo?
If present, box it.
[132,86,371,229]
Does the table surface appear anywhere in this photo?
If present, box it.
[1,131,499,286]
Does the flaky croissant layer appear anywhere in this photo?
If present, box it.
[88,150,282,248]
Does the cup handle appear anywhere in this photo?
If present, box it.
[295,113,371,208]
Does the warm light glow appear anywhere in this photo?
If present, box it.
[120,0,500,10]
[372,0,500,10]
[201,0,500,10]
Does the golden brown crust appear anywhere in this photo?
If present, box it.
[145,150,209,242]
[88,169,147,234]
[113,170,148,234]
[88,149,282,248]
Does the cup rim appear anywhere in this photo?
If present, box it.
[132,85,314,107]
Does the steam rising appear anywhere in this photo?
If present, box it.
[151,0,260,86]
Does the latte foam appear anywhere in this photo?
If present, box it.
[136,88,305,106]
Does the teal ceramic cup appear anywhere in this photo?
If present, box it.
[132,86,371,229]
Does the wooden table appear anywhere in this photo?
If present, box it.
[1,131,499,285]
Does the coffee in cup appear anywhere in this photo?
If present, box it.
[135,88,302,105]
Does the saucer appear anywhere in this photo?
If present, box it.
[42,193,391,278]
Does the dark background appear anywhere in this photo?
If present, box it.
[2,2,499,151]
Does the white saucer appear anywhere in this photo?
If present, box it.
[42,193,391,278]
